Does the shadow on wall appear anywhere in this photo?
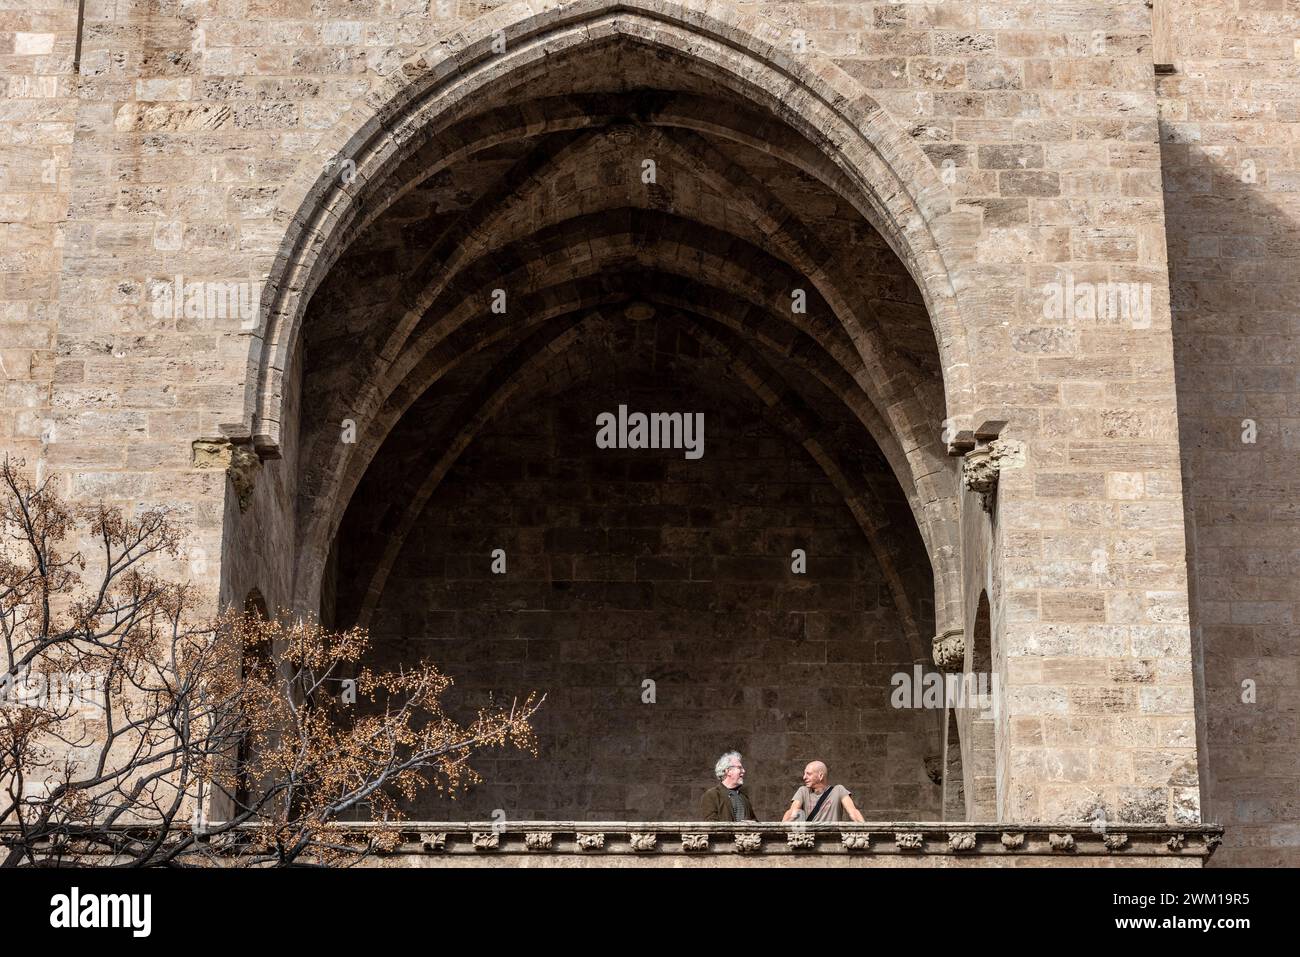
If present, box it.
[1160,118,1300,868]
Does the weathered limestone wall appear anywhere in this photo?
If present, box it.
[0,0,1222,839]
[0,1,78,467]
[1159,0,1300,868]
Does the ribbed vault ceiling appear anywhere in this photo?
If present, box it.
[294,39,949,639]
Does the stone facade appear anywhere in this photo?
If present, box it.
[0,0,1294,865]
[1159,0,1300,868]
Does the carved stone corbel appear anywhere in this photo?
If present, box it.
[681,832,708,851]
[960,423,1023,513]
[948,832,976,851]
[1048,833,1076,851]
[787,830,815,849]
[962,445,999,509]
[923,754,944,785]
[841,832,871,851]
[192,436,261,512]
[575,832,605,851]
[932,627,966,671]
[629,832,657,852]
[418,831,446,852]
[733,833,761,852]
[524,831,553,850]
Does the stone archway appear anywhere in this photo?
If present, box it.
[218,0,1001,823]
[244,0,981,452]
[225,0,995,642]
[2,0,1215,855]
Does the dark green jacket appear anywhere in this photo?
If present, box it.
[700,783,758,822]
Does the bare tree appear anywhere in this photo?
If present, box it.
[0,458,541,867]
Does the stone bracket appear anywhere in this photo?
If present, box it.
[960,423,1023,513]
[931,627,966,671]
[192,436,261,512]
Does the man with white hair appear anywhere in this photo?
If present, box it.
[781,760,865,823]
[700,750,758,821]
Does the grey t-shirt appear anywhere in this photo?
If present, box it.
[790,784,851,822]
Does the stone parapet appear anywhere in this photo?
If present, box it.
[0,821,1224,867]
[352,821,1221,867]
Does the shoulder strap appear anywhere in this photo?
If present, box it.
[806,784,837,821]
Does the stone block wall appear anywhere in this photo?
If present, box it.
[1,0,1276,848]
[0,1,78,469]
[363,375,941,821]
[1160,0,1300,867]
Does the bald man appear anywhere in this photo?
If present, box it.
[781,760,865,823]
